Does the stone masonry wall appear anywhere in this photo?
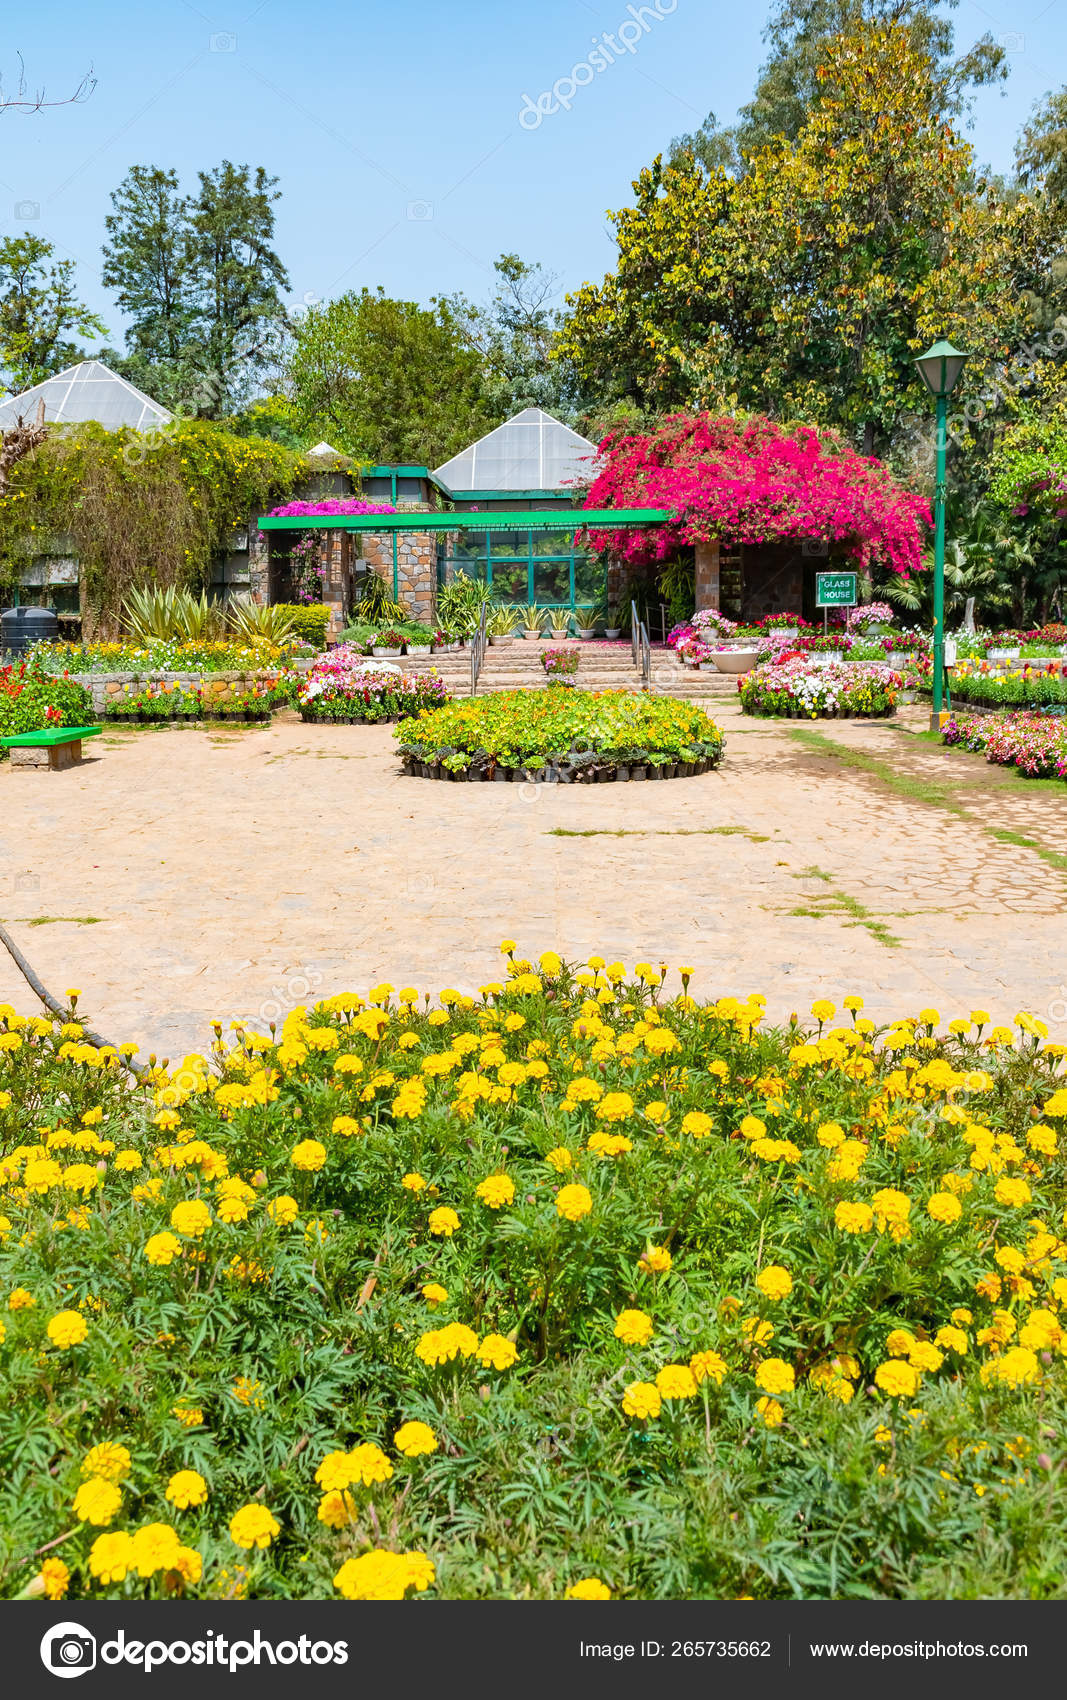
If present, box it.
[361,504,437,624]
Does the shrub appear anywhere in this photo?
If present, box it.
[273,604,330,649]
[0,660,95,748]
[739,658,901,717]
[1,967,1066,1601]
[942,711,1067,781]
[298,647,447,723]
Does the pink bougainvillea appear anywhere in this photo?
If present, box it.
[582,414,931,577]
[268,498,398,518]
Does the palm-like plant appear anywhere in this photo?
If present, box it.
[487,602,521,635]
[123,585,185,642]
[226,597,298,644]
[518,603,546,632]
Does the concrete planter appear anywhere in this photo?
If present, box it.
[711,649,760,674]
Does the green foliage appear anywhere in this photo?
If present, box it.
[354,571,407,628]
[286,287,493,464]
[435,570,485,637]
[0,659,95,745]
[0,234,108,394]
[226,599,297,645]
[444,254,585,423]
[272,604,329,648]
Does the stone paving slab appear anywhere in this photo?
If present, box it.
[0,703,1064,1060]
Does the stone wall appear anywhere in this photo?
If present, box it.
[694,541,721,610]
[361,505,437,624]
[74,661,315,715]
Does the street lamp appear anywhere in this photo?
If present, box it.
[914,338,969,729]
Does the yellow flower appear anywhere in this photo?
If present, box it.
[47,1309,88,1348]
[565,1577,612,1599]
[834,1201,873,1234]
[170,1199,212,1238]
[477,1333,519,1371]
[266,1194,299,1225]
[317,1490,357,1529]
[621,1380,662,1420]
[166,1469,208,1509]
[594,1091,634,1123]
[756,1396,784,1428]
[755,1265,792,1300]
[545,1147,573,1172]
[681,1110,713,1139]
[874,1361,919,1398]
[415,1322,479,1365]
[228,1503,280,1549]
[994,1176,1031,1208]
[754,1358,795,1396]
[475,1174,515,1209]
[655,1363,697,1399]
[81,1443,131,1482]
[333,1550,435,1600]
[130,1522,183,1578]
[556,1184,593,1222]
[172,1405,203,1428]
[980,1347,1040,1388]
[402,1172,427,1192]
[926,1192,962,1225]
[394,1421,438,1457]
[290,1138,327,1172]
[74,1477,122,1525]
[690,1349,728,1386]
[40,1557,70,1600]
[613,1308,654,1347]
[428,1206,460,1237]
[638,1245,672,1274]
[89,1531,135,1583]
[347,1443,393,1486]
[7,1287,34,1310]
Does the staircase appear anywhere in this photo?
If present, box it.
[394,642,741,700]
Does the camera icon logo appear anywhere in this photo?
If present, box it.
[15,200,40,221]
[40,1623,97,1679]
[802,538,828,557]
[406,200,433,221]
[210,30,237,51]
[14,872,40,892]
[998,30,1025,52]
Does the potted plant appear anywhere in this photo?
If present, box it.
[519,603,547,641]
[541,647,580,684]
[404,624,434,657]
[372,628,406,658]
[549,611,571,640]
[604,603,623,640]
[488,604,521,646]
[575,604,600,640]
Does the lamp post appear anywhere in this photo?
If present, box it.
[914,338,969,730]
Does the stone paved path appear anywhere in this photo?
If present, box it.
[1,700,1064,1060]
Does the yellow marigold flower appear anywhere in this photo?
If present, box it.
[874,1361,919,1398]
[131,1522,183,1578]
[7,1287,34,1310]
[170,1199,212,1238]
[908,1340,944,1373]
[1018,1309,1061,1351]
[114,1150,142,1172]
[394,1421,438,1457]
[935,1325,968,1355]
[415,1323,479,1366]
[816,1121,846,1148]
[333,1550,435,1600]
[566,1076,603,1104]
[681,1110,713,1139]
[172,1405,203,1427]
[74,1477,122,1526]
[754,1358,795,1396]
[886,1329,915,1358]
[545,1147,573,1172]
[594,1091,634,1123]
[927,1192,963,1225]
[565,1577,612,1599]
[556,1184,593,1222]
[614,1309,653,1347]
[47,1309,88,1348]
[477,1333,519,1371]
[228,1503,280,1549]
[475,1174,515,1209]
[315,1450,356,1491]
[402,1171,427,1192]
[834,1201,873,1234]
[756,1396,784,1428]
[40,1557,70,1599]
[317,1490,357,1529]
[656,1362,697,1399]
[216,1193,249,1225]
[690,1349,728,1386]
[756,1265,792,1301]
[639,1245,672,1274]
[742,1317,773,1347]
[428,1206,460,1236]
[975,1271,1002,1302]
[811,999,836,1022]
[332,1115,362,1138]
[980,1347,1040,1388]
[171,1546,203,1585]
[994,1177,1031,1208]
[290,1138,327,1172]
[89,1531,134,1584]
[739,1115,767,1141]
[143,1231,184,1268]
[166,1469,208,1509]
[266,1194,299,1226]
[621,1380,662,1420]
[348,1442,394,1486]
[81,1443,131,1482]
[422,1282,448,1305]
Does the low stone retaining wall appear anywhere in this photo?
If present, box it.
[72,660,313,714]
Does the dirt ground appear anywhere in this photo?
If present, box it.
[1,700,1064,1060]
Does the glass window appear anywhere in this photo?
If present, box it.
[448,529,488,563]
[533,561,571,606]
[488,560,528,602]
[526,528,575,555]
[486,529,528,560]
[573,552,605,602]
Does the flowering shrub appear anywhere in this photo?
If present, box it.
[395,690,725,778]
[583,415,931,576]
[31,640,301,674]
[0,659,95,744]
[298,647,447,723]
[692,610,738,638]
[848,602,896,632]
[946,663,1067,712]
[268,499,397,519]
[541,648,580,678]
[756,613,811,631]
[739,658,902,717]
[2,963,1066,1601]
[106,684,203,721]
[942,712,1067,781]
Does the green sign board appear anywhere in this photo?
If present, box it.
[815,571,858,608]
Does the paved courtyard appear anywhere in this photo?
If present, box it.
[1,699,1065,1060]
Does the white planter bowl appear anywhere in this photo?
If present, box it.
[489,635,514,646]
[372,646,401,658]
[711,649,760,674]
[523,629,544,641]
[407,645,431,657]
[604,628,621,639]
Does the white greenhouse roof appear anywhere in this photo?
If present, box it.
[0,360,173,433]
[432,406,597,493]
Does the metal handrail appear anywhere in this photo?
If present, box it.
[470,600,490,696]
[631,599,652,691]
[631,600,640,672]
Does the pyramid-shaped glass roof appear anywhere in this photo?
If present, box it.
[0,360,173,433]
[432,406,597,493]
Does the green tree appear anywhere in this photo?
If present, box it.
[0,234,107,394]
[100,165,198,409]
[446,254,585,422]
[286,287,491,464]
[189,162,290,415]
[1016,85,1067,208]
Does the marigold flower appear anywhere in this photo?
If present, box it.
[621,1380,662,1420]
[834,1201,873,1234]
[317,1490,357,1529]
[639,1245,672,1274]
[394,1421,438,1457]
[994,1177,1031,1208]
[614,1309,654,1347]
[926,1192,963,1225]
[594,1091,634,1124]
[333,1550,435,1600]
[401,1172,427,1192]
[545,1147,573,1172]
[131,1522,183,1578]
[415,1322,479,1365]
[40,1557,70,1599]
[74,1477,122,1526]
[166,1469,208,1509]
[477,1333,519,1371]
[874,1361,919,1398]
[81,1443,131,1482]
[656,1363,697,1399]
[565,1577,612,1599]
[756,1396,784,1428]
[228,1503,280,1549]
[7,1286,34,1310]
[556,1184,593,1222]
[422,1282,448,1305]
[170,1199,212,1238]
[754,1358,795,1397]
[88,1530,134,1584]
[428,1206,460,1236]
[690,1349,728,1386]
[475,1174,515,1209]
[980,1347,1040,1388]
[47,1309,88,1348]
[290,1138,327,1172]
[755,1265,792,1300]
[266,1194,299,1225]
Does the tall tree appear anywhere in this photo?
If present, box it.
[445,253,584,422]
[286,287,491,464]
[189,162,290,415]
[100,165,198,409]
[1017,86,1067,206]
[0,234,107,394]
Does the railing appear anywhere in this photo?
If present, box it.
[470,601,490,696]
[631,599,652,693]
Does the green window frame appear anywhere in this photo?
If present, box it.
[437,527,605,611]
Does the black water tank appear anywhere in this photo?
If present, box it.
[1,605,59,657]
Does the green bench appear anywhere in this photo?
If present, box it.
[1,725,102,771]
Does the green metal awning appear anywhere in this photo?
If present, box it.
[258,508,671,533]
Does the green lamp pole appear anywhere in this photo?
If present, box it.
[914,338,969,730]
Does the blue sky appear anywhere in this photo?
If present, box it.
[3,0,1065,346]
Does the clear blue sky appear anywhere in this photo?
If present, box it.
[3,0,1065,345]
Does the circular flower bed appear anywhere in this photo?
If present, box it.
[394,688,725,780]
[2,962,1066,1600]
[739,657,902,718]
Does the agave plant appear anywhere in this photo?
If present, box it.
[357,571,407,627]
[518,603,546,632]
[122,585,186,642]
[226,597,298,644]
[177,590,225,641]
[487,602,522,636]
[436,571,486,637]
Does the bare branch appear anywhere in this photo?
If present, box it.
[0,398,48,494]
[0,55,96,114]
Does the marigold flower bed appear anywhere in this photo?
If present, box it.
[395,689,725,780]
[739,657,902,718]
[2,960,1067,1601]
